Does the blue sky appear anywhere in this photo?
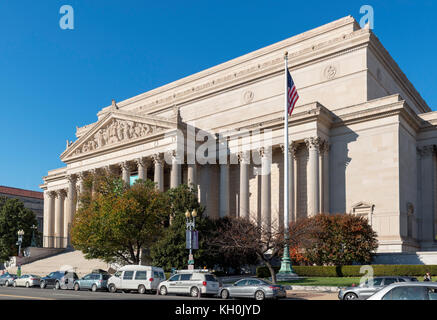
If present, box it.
[0,0,435,191]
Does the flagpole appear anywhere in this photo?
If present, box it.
[278,51,297,279]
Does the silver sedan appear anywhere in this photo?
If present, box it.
[13,274,41,288]
[219,278,286,300]
[338,276,418,300]
[0,274,17,287]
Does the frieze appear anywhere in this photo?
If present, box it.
[129,28,370,114]
[71,118,166,157]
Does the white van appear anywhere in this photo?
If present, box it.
[107,265,166,294]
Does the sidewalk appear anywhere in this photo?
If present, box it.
[286,290,339,300]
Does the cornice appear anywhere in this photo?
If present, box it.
[99,16,358,111]
[367,32,430,113]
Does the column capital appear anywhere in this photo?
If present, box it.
[305,136,322,151]
[258,146,272,158]
[135,157,149,168]
[319,140,330,155]
[152,153,164,165]
[417,145,435,157]
[280,142,299,158]
[66,174,77,184]
[167,150,182,163]
[56,189,67,199]
[237,151,250,164]
[119,161,130,171]
[47,190,57,198]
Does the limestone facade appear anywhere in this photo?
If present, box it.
[40,16,437,254]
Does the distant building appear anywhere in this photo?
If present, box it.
[0,186,44,233]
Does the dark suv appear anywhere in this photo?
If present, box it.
[40,271,79,290]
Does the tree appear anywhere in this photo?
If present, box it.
[0,197,39,262]
[71,172,170,265]
[304,213,378,265]
[209,217,285,283]
[150,184,219,270]
[288,217,321,265]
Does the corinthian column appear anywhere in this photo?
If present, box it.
[187,163,197,187]
[136,158,148,181]
[54,190,66,248]
[238,151,250,219]
[44,191,56,247]
[281,142,298,224]
[305,137,321,217]
[219,162,230,218]
[76,172,85,209]
[319,141,330,213]
[66,175,77,248]
[419,145,436,245]
[169,150,181,188]
[120,161,130,185]
[153,153,164,192]
[259,147,272,231]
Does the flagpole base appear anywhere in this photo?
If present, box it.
[277,243,299,281]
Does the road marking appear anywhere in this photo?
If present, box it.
[0,293,55,300]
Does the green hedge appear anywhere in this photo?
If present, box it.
[256,265,437,278]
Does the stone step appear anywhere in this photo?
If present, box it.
[6,250,110,277]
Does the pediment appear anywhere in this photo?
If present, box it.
[351,201,375,215]
[61,111,177,161]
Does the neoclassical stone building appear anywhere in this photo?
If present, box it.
[41,16,437,257]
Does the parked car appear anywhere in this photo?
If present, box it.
[338,276,418,300]
[219,278,285,300]
[40,270,78,290]
[74,272,110,292]
[13,274,41,288]
[367,282,437,300]
[40,271,67,289]
[107,265,165,294]
[0,273,17,287]
[158,269,220,297]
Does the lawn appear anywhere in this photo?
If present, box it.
[276,277,362,287]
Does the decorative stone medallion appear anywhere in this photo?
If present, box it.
[324,65,337,80]
[243,90,254,104]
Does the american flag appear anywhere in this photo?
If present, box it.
[287,69,299,116]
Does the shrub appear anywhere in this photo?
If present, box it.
[256,265,437,278]
[303,214,378,265]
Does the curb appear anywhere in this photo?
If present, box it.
[284,285,341,293]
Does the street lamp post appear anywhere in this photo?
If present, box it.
[31,225,37,247]
[16,230,24,257]
[185,209,197,270]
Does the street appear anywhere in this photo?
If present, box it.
[0,286,335,300]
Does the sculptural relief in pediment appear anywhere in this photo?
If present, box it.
[72,118,166,156]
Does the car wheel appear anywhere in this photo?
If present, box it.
[25,282,30,288]
[13,281,16,288]
[74,283,80,291]
[4,281,9,287]
[255,290,265,301]
[91,284,97,292]
[108,284,117,293]
[344,293,358,300]
[221,289,229,299]
[55,281,60,290]
[40,281,46,289]
[190,286,199,298]
[160,286,167,296]
[138,285,146,294]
